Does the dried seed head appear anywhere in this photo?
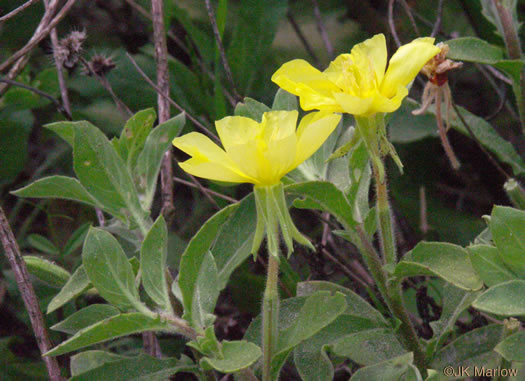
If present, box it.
[83,55,116,77]
[54,30,87,69]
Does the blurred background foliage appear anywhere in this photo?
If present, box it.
[0,0,524,379]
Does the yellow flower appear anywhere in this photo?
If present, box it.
[172,110,341,187]
[272,34,440,116]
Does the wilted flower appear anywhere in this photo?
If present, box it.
[413,43,463,169]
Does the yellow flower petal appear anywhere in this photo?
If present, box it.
[382,37,441,97]
[333,92,374,115]
[215,115,260,153]
[173,132,254,183]
[370,84,408,113]
[351,33,387,85]
[271,59,341,111]
[294,111,341,167]
[179,158,251,183]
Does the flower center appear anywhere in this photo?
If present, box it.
[339,51,378,97]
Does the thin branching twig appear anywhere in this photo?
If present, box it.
[152,0,175,223]
[126,53,219,143]
[0,0,41,22]
[78,56,132,118]
[0,77,72,120]
[431,0,445,37]
[122,0,236,107]
[311,0,334,58]
[0,207,64,381]
[287,11,319,66]
[388,0,402,47]
[204,0,241,102]
[0,0,77,72]
[398,0,419,36]
[173,177,238,203]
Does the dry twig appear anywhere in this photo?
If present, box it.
[311,0,334,58]
[0,0,40,22]
[204,0,241,102]
[0,207,64,381]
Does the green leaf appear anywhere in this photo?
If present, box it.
[12,176,102,210]
[45,120,88,147]
[62,223,91,257]
[272,89,297,111]
[82,228,141,311]
[446,37,505,64]
[449,105,525,176]
[490,206,525,273]
[394,242,483,291]
[212,194,256,289]
[227,0,288,93]
[294,281,387,381]
[70,350,127,376]
[233,97,270,122]
[473,280,525,315]
[271,291,347,378]
[286,181,356,230]
[179,204,240,330]
[134,113,185,210]
[480,0,521,40]
[293,314,379,381]
[332,328,406,366]
[296,281,387,326]
[47,265,91,313]
[388,99,439,143]
[72,122,146,226]
[494,331,525,362]
[141,216,171,311]
[70,353,196,381]
[349,353,418,381]
[428,283,480,355]
[26,234,60,255]
[468,244,518,286]
[23,255,70,288]
[201,341,261,373]
[118,108,156,170]
[51,304,120,334]
[44,313,171,357]
[0,337,48,380]
[431,324,503,371]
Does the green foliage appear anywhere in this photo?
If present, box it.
[45,313,171,357]
[3,2,525,380]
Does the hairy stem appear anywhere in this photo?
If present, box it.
[262,254,279,381]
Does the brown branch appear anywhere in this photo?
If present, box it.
[176,164,222,210]
[122,0,236,107]
[321,247,371,289]
[78,56,132,118]
[398,0,419,36]
[287,11,319,66]
[204,0,241,102]
[0,77,71,120]
[126,52,219,143]
[431,0,445,37]
[152,0,175,223]
[388,0,402,47]
[173,176,238,203]
[0,0,40,22]
[0,0,76,72]
[311,0,334,58]
[0,206,64,381]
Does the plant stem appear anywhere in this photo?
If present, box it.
[0,206,64,381]
[262,254,279,381]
